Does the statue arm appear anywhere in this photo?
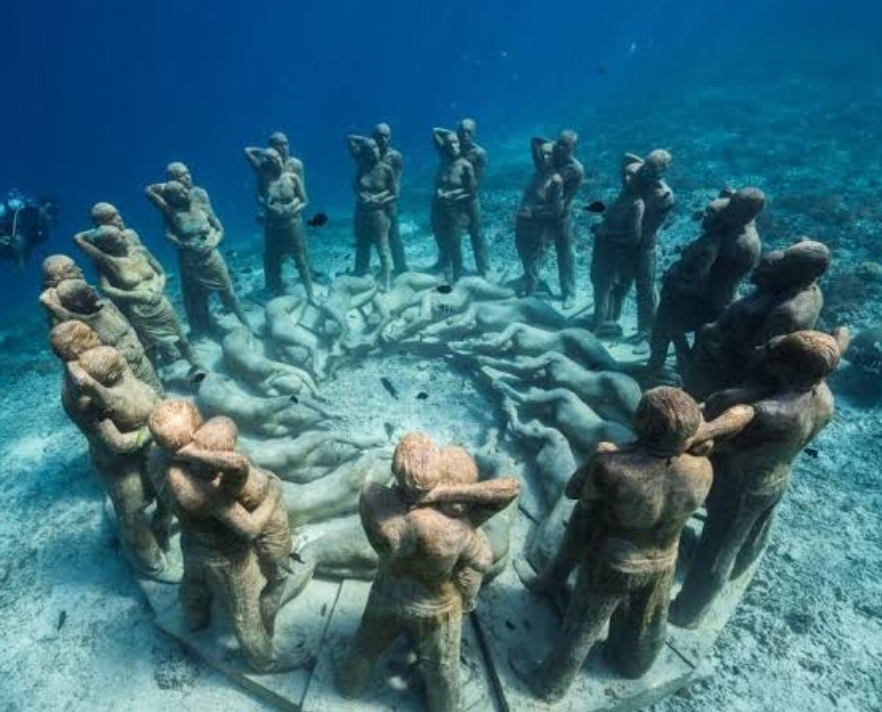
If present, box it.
[292,173,308,214]
[145,183,171,215]
[39,291,75,322]
[454,529,493,612]
[243,147,264,172]
[175,443,250,479]
[72,232,110,265]
[211,475,282,541]
[205,212,224,248]
[98,275,140,303]
[95,419,152,454]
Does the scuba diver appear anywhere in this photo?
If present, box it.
[0,191,60,266]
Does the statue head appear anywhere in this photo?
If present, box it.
[42,254,83,288]
[392,431,442,500]
[263,148,284,176]
[751,239,831,291]
[166,162,193,190]
[49,321,101,362]
[723,187,765,226]
[268,131,290,159]
[554,129,579,164]
[90,202,124,229]
[78,345,127,386]
[91,225,129,256]
[441,131,461,160]
[162,180,190,209]
[372,123,392,152]
[440,445,479,485]
[56,279,101,314]
[193,415,239,451]
[640,149,672,178]
[633,387,703,455]
[759,330,840,388]
[456,118,477,147]
[148,398,204,451]
[363,138,381,164]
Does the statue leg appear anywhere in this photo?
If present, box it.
[447,230,465,283]
[529,502,592,593]
[181,274,210,337]
[467,201,489,277]
[337,597,403,698]
[353,213,372,278]
[515,218,544,295]
[634,247,659,335]
[431,200,450,270]
[605,567,674,678]
[414,607,463,712]
[374,219,393,291]
[264,227,284,294]
[179,547,212,631]
[218,284,251,329]
[290,220,315,301]
[731,490,784,579]
[647,325,671,372]
[387,204,408,274]
[554,214,577,305]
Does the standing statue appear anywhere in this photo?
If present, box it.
[647,187,765,374]
[515,138,564,297]
[511,388,753,702]
[686,239,831,399]
[88,202,145,249]
[347,135,397,290]
[337,431,519,712]
[244,147,315,300]
[145,179,250,336]
[148,399,296,673]
[372,122,407,274]
[50,329,174,581]
[456,118,489,276]
[590,158,645,337]
[671,330,843,627]
[431,128,486,281]
[39,254,84,323]
[548,129,584,310]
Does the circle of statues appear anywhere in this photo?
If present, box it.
[41,121,848,711]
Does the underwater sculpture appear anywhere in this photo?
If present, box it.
[647,187,765,374]
[268,131,307,193]
[337,431,519,712]
[73,224,197,374]
[671,330,843,628]
[50,328,174,581]
[147,399,296,673]
[145,179,250,336]
[41,277,163,393]
[455,118,490,276]
[372,122,407,274]
[430,127,486,281]
[515,137,564,297]
[88,201,145,248]
[687,239,831,399]
[590,157,645,337]
[347,134,397,290]
[244,146,315,300]
[39,253,84,322]
[511,387,754,702]
[548,129,585,310]
[221,326,318,398]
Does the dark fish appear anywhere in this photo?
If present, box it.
[189,370,207,385]
[691,209,705,221]
[306,212,329,228]
[320,603,327,616]
[804,447,819,458]
[290,551,305,564]
[583,200,606,214]
[597,64,607,75]
[436,284,454,294]
[381,377,399,399]
[57,610,67,631]
[416,392,429,400]
[504,620,516,631]
[289,395,299,404]
[384,422,395,439]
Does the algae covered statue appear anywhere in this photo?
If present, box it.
[455,118,490,277]
[244,146,315,300]
[430,128,487,282]
[337,431,519,712]
[512,387,753,702]
[548,129,585,310]
[347,134,397,290]
[372,122,407,274]
[671,330,844,627]
[148,400,297,673]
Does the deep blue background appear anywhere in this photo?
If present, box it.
[1,0,879,318]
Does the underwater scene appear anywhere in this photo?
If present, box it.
[1,1,880,710]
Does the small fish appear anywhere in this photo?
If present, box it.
[691,209,705,221]
[381,377,399,399]
[436,284,453,294]
[289,395,299,404]
[416,392,429,401]
[320,603,327,616]
[384,422,395,439]
[306,212,329,228]
[596,64,607,75]
[57,610,67,631]
[290,551,305,564]
[804,447,819,458]
[504,620,516,631]
[583,200,606,214]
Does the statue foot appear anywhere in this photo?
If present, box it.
[595,322,624,339]
[509,650,562,702]
[562,295,575,310]
[667,595,702,630]
[280,555,317,605]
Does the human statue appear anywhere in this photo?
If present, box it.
[515,138,564,298]
[647,187,765,374]
[372,122,407,274]
[73,224,198,373]
[145,179,250,336]
[268,131,307,194]
[88,201,144,248]
[548,129,585,310]
[670,330,844,628]
[347,134,397,290]
[41,277,164,392]
[264,294,328,378]
[686,239,831,399]
[456,118,489,274]
[147,399,297,673]
[39,254,84,323]
[590,158,645,337]
[337,431,519,712]
[244,146,315,300]
[49,329,175,581]
[165,161,215,214]
[511,387,754,702]
[430,127,488,281]
[221,326,318,398]
[171,415,295,636]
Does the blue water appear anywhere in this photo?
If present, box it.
[1,0,879,316]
